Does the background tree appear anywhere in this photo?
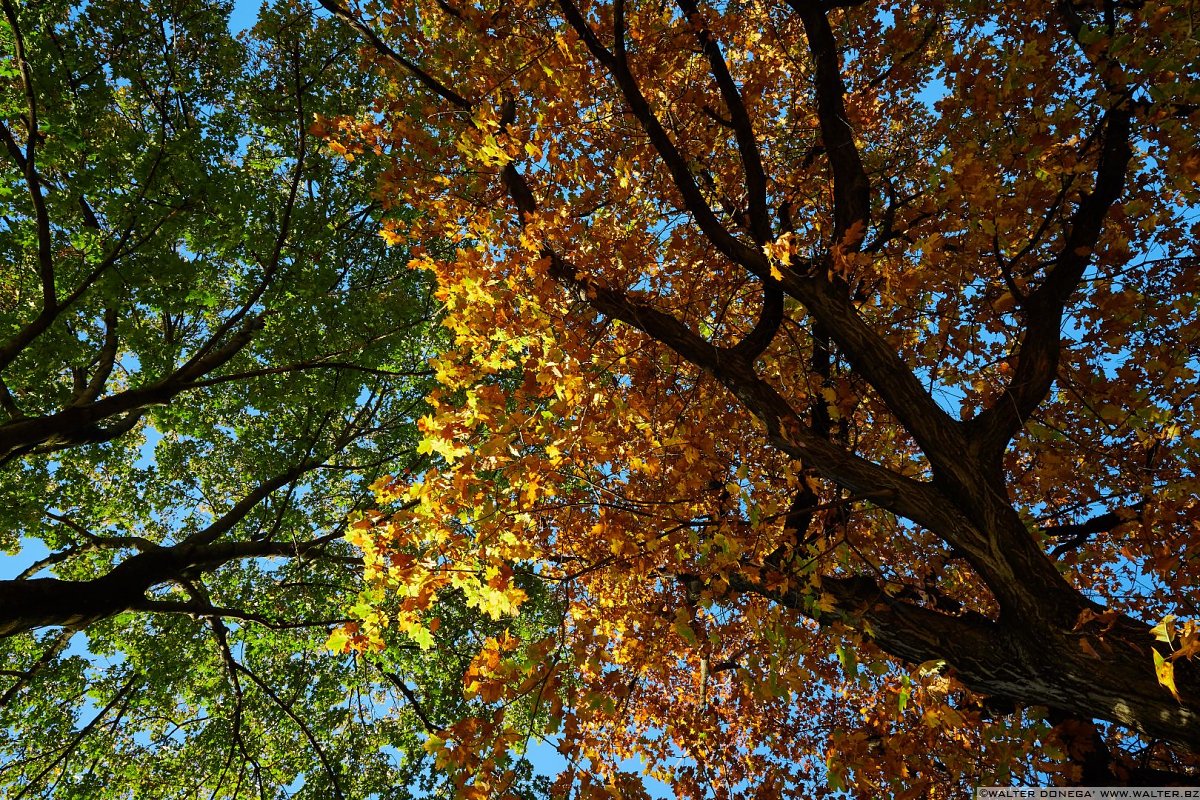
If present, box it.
[324,0,1200,795]
[0,1,557,796]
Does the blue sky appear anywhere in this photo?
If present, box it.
[230,0,261,33]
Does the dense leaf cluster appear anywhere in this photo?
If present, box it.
[0,1,555,797]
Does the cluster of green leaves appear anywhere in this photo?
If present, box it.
[0,0,558,796]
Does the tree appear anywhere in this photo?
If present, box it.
[0,1,557,796]
[323,0,1200,795]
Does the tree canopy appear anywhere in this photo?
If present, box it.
[0,1,559,796]
[318,0,1200,795]
[4,0,1200,796]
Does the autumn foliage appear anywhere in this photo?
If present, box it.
[323,0,1200,795]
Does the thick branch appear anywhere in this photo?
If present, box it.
[0,536,342,638]
[0,461,335,638]
[0,378,22,420]
[339,0,969,519]
[324,0,1200,752]
[783,0,871,247]
[498,124,1005,589]
[969,106,1133,460]
[504,120,1093,672]
[0,316,265,464]
[735,570,1199,749]
[732,284,783,360]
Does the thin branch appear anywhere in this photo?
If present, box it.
[371,661,445,735]
[969,105,1133,459]
[16,536,155,581]
[169,59,310,384]
[0,0,55,309]
[197,591,255,798]
[675,0,772,244]
[235,662,346,800]
[1046,502,1145,558]
[180,460,319,549]
[313,0,472,110]
[188,360,433,389]
[13,674,140,800]
[556,0,765,271]
[44,510,159,551]
[134,599,350,631]
[71,305,120,406]
[0,628,74,707]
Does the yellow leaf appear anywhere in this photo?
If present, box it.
[368,475,394,495]
[916,659,947,677]
[325,627,351,653]
[1153,649,1182,702]
[1150,614,1177,643]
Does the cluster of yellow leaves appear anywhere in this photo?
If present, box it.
[1151,615,1200,702]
